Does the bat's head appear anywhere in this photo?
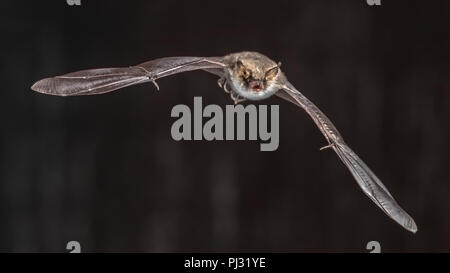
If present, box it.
[226,52,282,100]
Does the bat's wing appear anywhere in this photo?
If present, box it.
[31,57,226,96]
[277,80,418,233]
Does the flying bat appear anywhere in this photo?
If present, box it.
[31,51,418,233]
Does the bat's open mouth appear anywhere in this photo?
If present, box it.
[248,80,264,92]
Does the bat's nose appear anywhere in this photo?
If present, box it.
[249,80,264,91]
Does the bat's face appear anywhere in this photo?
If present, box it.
[226,53,281,100]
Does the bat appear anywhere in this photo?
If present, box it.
[31,51,418,233]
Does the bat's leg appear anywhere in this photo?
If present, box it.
[230,91,246,104]
[224,83,232,94]
[218,76,246,104]
[218,77,234,95]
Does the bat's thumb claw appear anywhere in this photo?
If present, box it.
[319,143,334,151]
[151,79,160,91]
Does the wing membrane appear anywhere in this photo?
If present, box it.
[277,81,417,233]
[31,57,226,96]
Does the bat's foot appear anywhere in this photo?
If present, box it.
[230,91,246,104]
[218,77,245,104]
[218,77,234,94]
[218,77,233,94]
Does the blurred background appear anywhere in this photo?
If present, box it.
[0,0,449,252]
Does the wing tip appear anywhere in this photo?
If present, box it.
[31,78,54,95]
[31,78,72,97]
[333,143,419,234]
[30,79,43,93]
[391,208,418,233]
[404,217,418,234]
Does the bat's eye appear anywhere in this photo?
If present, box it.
[265,66,279,81]
[242,69,251,79]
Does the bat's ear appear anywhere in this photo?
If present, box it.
[265,65,280,81]
[236,60,245,70]
[277,61,282,67]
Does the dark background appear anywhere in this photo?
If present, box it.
[1,0,449,252]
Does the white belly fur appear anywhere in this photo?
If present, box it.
[228,76,279,101]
